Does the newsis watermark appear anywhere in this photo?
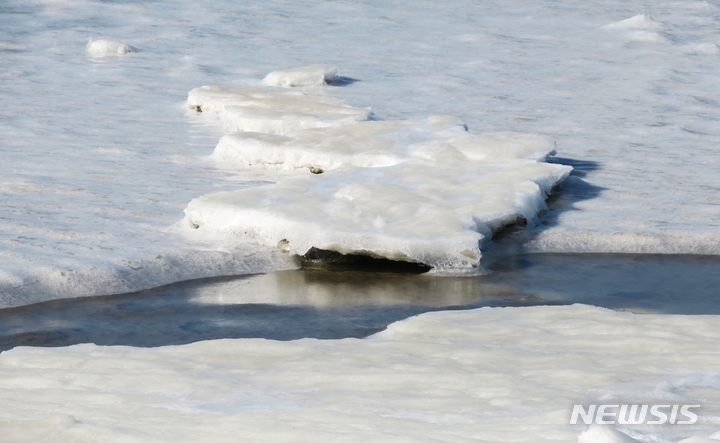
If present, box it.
[570,404,700,425]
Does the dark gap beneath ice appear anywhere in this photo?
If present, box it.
[300,247,432,273]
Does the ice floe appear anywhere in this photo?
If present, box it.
[183,80,570,270]
[85,38,132,56]
[262,64,338,87]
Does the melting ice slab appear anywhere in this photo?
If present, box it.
[184,82,570,270]
[262,64,339,88]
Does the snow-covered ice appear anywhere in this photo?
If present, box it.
[262,64,338,88]
[2,0,720,439]
[2,304,720,442]
[183,86,569,270]
[85,38,132,56]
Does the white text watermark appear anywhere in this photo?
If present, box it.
[570,405,700,425]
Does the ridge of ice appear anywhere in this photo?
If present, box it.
[184,81,571,270]
[85,38,132,56]
[605,13,664,30]
[262,64,338,88]
[0,245,295,309]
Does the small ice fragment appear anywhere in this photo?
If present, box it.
[86,38,132,57]
[262,65,338,88]
[604,13,663,30]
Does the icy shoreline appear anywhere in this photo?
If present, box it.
[2,304,719,442]
[3,0,720,307]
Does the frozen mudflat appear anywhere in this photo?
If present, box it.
[2,304,720,442]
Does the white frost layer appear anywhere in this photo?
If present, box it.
[2,304,720,442]
[85,38,131,56]
[262,64,338,87]
[184,86,570,269]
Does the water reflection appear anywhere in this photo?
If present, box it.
[1,253,719,352]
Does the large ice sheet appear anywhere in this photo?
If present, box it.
[183,86,570,270]
[1,304,719,442]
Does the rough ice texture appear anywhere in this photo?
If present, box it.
[184,85,570,270]
[262,64,338,87]
[2,304,720,442]
[604,13,663,30]
[85,38,131,56]
[4,0,720,306]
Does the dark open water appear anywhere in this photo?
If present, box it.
[1,253,719,352]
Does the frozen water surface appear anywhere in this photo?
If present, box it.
[2,0,720,303]
[1,253,719,352]
[2,0,720,440]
